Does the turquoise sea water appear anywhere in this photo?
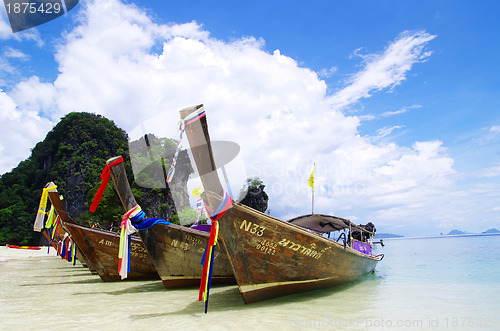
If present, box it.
[1,235,499,330]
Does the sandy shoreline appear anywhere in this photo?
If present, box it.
[0,245,58,262]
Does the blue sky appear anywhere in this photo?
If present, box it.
[1,0,500,236]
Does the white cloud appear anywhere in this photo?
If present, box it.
[381,104,421,117]
[318,66,338,79]
[0,90,53,174]
[478,164,500,178]
[3,46,29,60]
[489,125,500,134]
[328,31,435,110]
[0,2,43,45]
[3,0,483,235]
[0,4,12,38]
[377,125,404,137]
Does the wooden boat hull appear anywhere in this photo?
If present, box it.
[63,222,159,282]
[178,105,381,303]
[45,184,158,282]
[56,226,97,273]
[42,227,98,274]
[139,223,235,288]
[217,200,380,303]
[105,155,235,288]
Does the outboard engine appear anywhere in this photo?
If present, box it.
[351,222,376,242]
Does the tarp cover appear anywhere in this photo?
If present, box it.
[287,214,365,233]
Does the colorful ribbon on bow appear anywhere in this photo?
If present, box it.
[118,205,141,280]
[50,216,60,240]
[33,184,57,232]
[203,190,233,222]
[199,190,232,313]
[89,157,124,212]
[45,205,56,229]
[66,238,77,265]
[199,220,219,314]
[116,204,170,279]
[59,233,69,258]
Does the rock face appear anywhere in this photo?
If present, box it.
[128,133,193,223]
[240,185,269,213]
[31,112,130,219]
[0,112,130,244]
[0,112,193,244]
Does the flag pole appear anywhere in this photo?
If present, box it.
[308,163,315,215]
[312,185,314,215]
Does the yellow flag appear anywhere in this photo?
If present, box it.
[192,187,203,197]
[308,164,315,190]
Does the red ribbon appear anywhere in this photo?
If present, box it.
[89,157,124,212]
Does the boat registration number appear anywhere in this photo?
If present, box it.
[255,239,277,255]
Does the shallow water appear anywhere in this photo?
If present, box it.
[1,236,499,330]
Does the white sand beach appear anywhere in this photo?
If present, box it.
[0,245,57,262]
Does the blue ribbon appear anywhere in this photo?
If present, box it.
[129,210,171,230]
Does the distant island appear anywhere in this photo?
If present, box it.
[376,233,404,239]
[374,228,500,239]
[447,229,472,235]
[447,228,500,236]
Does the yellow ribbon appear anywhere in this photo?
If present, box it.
[33,185,57,232]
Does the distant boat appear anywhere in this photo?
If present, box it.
[6,244,41,250]
[44,182,159,282]
[105,156,235,288]
[180,104,384,304]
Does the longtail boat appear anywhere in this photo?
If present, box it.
[180,104,384,304]
[44,182,159,282]
[34,191,95,271]
[105,156,235,288]
[6,244,41,250]
[42,223,98,273]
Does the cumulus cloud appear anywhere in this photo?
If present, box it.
[0,90,53,174]
[2,0,465,234]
